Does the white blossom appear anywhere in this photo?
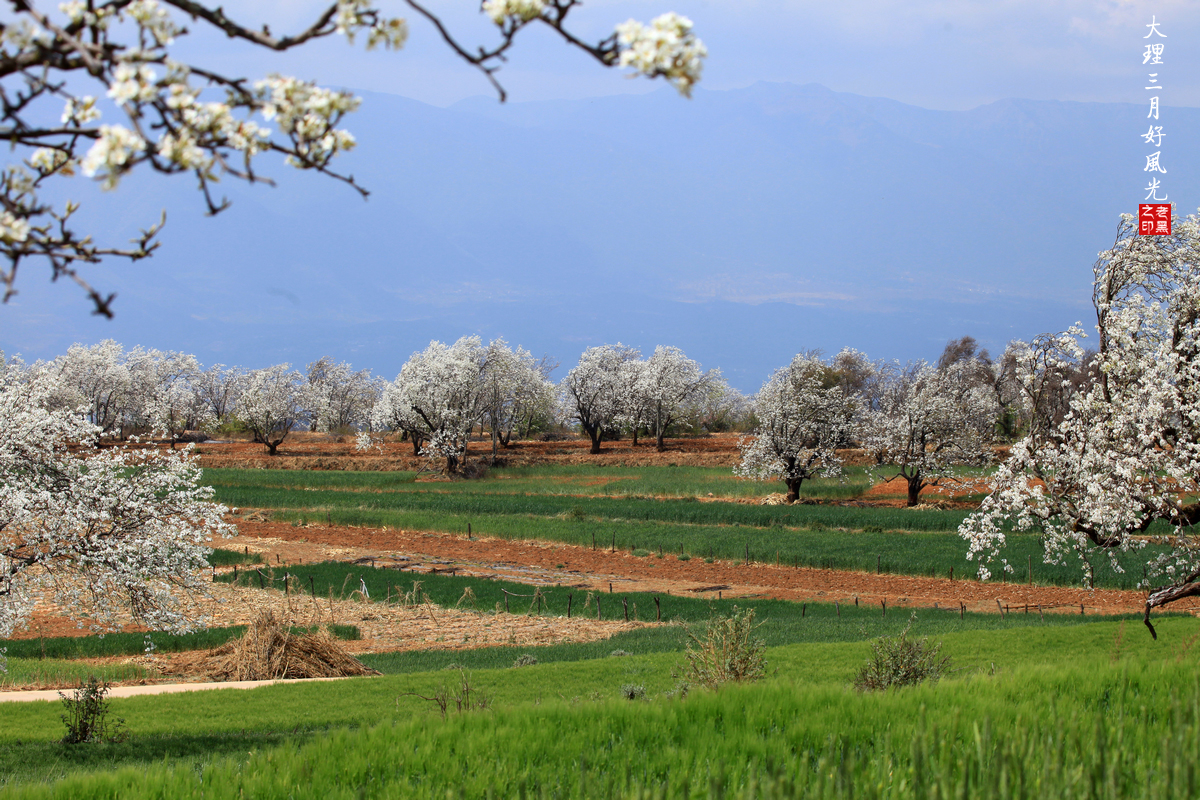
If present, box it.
[0,213,30,245]
[615,13,706,97]
[239,364,307,455]
[60,95,100,126]
[482,0,544,25]
[861,360,998,506]
[373,337,490,473]
[561,344,640,454]
[80,125,146,189]
[0,365,233,651]
[107,63,159,105]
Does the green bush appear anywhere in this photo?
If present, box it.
[680,607,766,690]
[59,677,126,745]
[854,614,951,691]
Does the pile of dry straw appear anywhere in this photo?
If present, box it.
[196,611,379,681]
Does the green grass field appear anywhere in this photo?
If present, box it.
[2,617,1198,797]
[203,465,1165,590]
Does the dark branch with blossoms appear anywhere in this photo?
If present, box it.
[0,0,705,316]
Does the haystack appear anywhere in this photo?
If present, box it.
[200,611,379,681]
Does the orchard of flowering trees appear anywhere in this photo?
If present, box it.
[10,207,1200,631]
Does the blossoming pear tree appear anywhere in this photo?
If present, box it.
[126,346,212,447]
[736,352,856,503]
[632,346,722,452]
[372,336,491,473]
[960,213,1200,636]
[0,362,233,645]
[561,344,640,454]
[237,363,307,454]
[480,339,556,458]
[860,360,998,507]
[304,356,380,433]
[0,0,706,316]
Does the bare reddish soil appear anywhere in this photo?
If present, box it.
[224,520,1162,618]
[195,431,842,470]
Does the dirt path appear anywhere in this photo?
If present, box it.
[228,521,1179,617]
[0,677,359,704]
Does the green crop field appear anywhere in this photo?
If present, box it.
[3,617,1199,797]
[203,465,1165,590]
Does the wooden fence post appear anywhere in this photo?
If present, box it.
[568,594,573,619]
[654,595,661,621]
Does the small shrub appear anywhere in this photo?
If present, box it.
[620,684,646,701]
[609,649,631,658]
[677,553,691,562]
[60,676,126,744]
[704,557,715,564]
[512,654,538,668]
[632,549,651,558]
[680,606,766,690]
[854,614,951,692]
[405,668,490,720]
[863,525,884,534]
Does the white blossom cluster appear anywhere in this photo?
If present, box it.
[482,0,545,26]
[0,361,233,649]
[615,13,706,97]
[858,360,999,506]
[959,212,1200,626]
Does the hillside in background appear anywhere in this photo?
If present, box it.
[5,82,1196,390]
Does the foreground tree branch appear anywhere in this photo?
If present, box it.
[0,0,705,315]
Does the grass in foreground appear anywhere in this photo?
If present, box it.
[2,617,1198,797]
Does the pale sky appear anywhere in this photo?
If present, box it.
[182,0,1200,109]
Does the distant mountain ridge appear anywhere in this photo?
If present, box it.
[4,82,1196,390]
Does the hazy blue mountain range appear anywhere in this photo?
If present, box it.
[4,82,1196,390]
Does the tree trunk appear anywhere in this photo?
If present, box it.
[785,477,803,504]
[267,440,279,455]
[631,428,639,446]
[656,431,666,453]
[906,474,924,507]
[411,436,422,456]
[583,422,602,454]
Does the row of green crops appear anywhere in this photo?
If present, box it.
[246,505,1160,590]
[220,562,1142,674]
[203,464,879,500]
[205,477,972,531]
[6,617,1200,798]
[203,466,1171,590]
